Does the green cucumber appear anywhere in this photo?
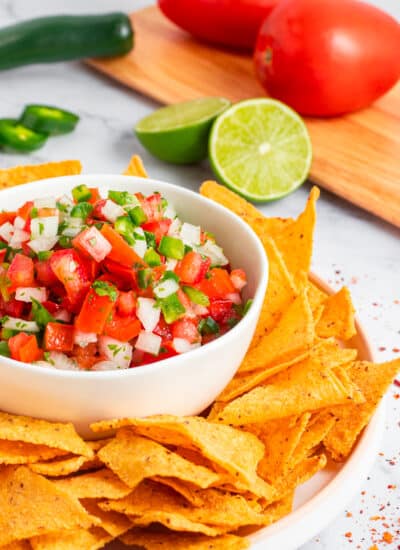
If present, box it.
[0,13,134,71]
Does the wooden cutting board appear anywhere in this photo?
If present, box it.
[88,6,400,227]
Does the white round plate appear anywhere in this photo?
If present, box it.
[108,274,383,549]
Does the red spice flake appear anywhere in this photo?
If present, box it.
[382,532,393,544]
[394,394,400,400]
[372,302,379,307]
[369,546,379,550]
[378,347,387,352]
[394,299,399,304]
[350,276,358,284]
[370,515,384,521]
[393,348,400,353]
[394,379,400,388]
[346,512,353,518]
[361,491,366,495]
[388,485,397,490]
[345,532,352,538]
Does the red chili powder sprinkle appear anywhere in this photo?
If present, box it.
[369,546,379,550]
[345,532,352,538]
[382,532,393,544]
[394,394,400,400]
[346,512,353,518]
[378,347,386,352]
[393,348,400,353]
[387,484,397,490]
[394,379,400,388]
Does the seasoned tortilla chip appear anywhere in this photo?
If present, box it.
[151,477,206,506]
[306,281,328,314]
[0,542,31,550]
[261,493,294,525]
[0,160,82,190]
[92,416,264,489]
[316,287,356,341]
[0,440,67,465]
[0,412,93,458]
[290,412,336,467]
[30,527,111,550]
[120,529,250,550]
[81,500,131,537]
[238,290,314,374]
[0,466,95,546]
[254,414,311,483]
[29,455,88,477]
[250,236,298,345]
[102,479,265,530]
[123,154,148,177]
[54,468,131,499]
[324,359,400,460]
[215,354,363,426]
[273,454,327,496]
[98,430,219,489]
[129,512,225,536]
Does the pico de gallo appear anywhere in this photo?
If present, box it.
[0,185,251,370]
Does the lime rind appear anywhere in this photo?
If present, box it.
[209,98,312,202]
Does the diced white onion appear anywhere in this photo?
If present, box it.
[33,361,56,369]
[92,360,120,371]
[9,229,30,249]
[28,237,59,253]
[47,352,79,371]
[2,317,40,333]
[173,337,201,354]
[135,331,162,355]
[31,216,59,239]
[99,336,132,369]
[197,241,228,266]
[102,200,125,223]
[132,239,147,258]
[231,272,247,291]
[168,217,182,237]
[34,197,56,209]
[165,258,178,271]
[62,226,82,238]
[163,203,176,219]
[0,222,13,243]
[53,309,71,323]
[15,287,48,303]
[137,298,160,332]
[192,303,209,316]
[180,222,201,246]
[74,330,97,347]
[226,292,242,305]
[153,278,179,299]
[13,216,26,230]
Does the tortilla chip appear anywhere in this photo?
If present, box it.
[261,493,294,526]
[0,160,82,190]
[238,290,314,374]
[273,454,327,496]
[120,529,249,550]
[130,512,225,536]
[250,236,298,346]
[91,416,264,489]
[214,354,363,426]
[306,281,328,314]
[316,287,356,341]
[98,429,219,490]
[290,412,336,467]
[151,477,206,507]
[123,155,148,177]
[54,468,131,499]
[0,466,95,546]
[0,440,67,465]
[30,527,111,550]
[0,542,31,550]
[0,412,93,458]
[324,359,400,460]
[81,500,131,538]
[29,455,88,477]
[102,479,265,530]
[253,414,311,483]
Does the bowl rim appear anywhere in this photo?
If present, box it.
[0,174,269,380]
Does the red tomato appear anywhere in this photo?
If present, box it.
[117,291,136,317]
[44,323,74,352]
[50,249,91,307]
[0,211,16,225]
[172,319,200,343]
[142,220,172,245]
[175,251,210,284]
[158,0,279,49]
[75,286,116,334]
[101,224,147,268]
[199,268,235,300]
[9,332,42,362]
[35,259,59,286]
[73,226,112,263]
[104,312,141,341]
[7,254,35,290]
[140,194,163,222]
[16,201,34,221]
[254,0,400,116]
[209,299,235,323]
[0,297,24,318]
[73,342,99,370]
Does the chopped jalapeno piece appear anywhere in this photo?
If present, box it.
[129,205,147,226]
[0,118,47,152]
[159,292,185,324]
[182,286,210,306]
[30,207,39,219]
[198,316,219,335]
[20,105,79,135]
[0,341,10,357]
[114,216,136,239]
[1,328,18,339]
[243,299,253,315]
[137,268,152,289]
[144,230,156,249]
[158,236,184,260]
[31,299,55,329]
[70,202,93,219]
[108,190,139,207]
[37,251,52,261]
[144,248,161,267]
[58,236,72,248]
[72,184,92,203]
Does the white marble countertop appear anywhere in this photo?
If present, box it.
[0,1,399,548]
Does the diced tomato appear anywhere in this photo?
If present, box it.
[209,299,235,323]
[73,342,99,370]
[0,297,24,318]
[8,332,42,362]
[73,226,112,263]
[101,224,147,268]
[131,344,177,367]
[117,291,136,317]
[0,211,16,225]
[176,288,191,313]
[104,312,141,341]
[16,201,34,221]
[230,268,247,291]
[75,286,116,334]
[0,249,6,263]
[199,268,235,300]
[152,265,166,282]
[79,256,100,281]
[7,254,35,291]
[44,323,74,352]
[50,249,91,308]
[102,259,137,290]
[92,199,108,221]
[175,251,210,284]
[172,318,200,343]
[88,188,101,205]
[41,301,61,315]
[140,193,163,222]
[142,219,172,245]
[35,259,59,286]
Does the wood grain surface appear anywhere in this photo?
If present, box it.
[88,6,400,227]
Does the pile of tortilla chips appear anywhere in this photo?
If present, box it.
[0,160,399,550]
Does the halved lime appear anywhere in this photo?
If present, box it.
[209,98,312,202]
[135,97,231,165]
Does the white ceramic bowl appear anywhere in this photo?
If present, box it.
[0,175,268,437]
